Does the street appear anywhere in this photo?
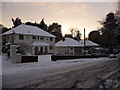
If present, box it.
[2,57,120,88]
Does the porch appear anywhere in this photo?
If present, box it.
[31,42,50,55]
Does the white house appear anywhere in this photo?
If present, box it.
[55,38,99,55]
[2,24,56,55]
[55,38,83,55]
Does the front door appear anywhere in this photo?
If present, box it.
[40,47,43,54]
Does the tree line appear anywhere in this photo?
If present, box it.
[2,17,82,43]
[88,11,120,53]
[2,10,120,53]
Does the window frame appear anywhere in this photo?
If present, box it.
[32,36,36,39]
[19,34,24,40]
[50,37,53,41]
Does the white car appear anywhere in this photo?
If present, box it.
[109,54,116,58]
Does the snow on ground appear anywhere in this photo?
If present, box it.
[0,55,2,76]
[2,54,117,76]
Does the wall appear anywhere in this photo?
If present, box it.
[10,45,21,63]
[38,55,51,62]
[55,47,69,55]
[74,47,83,55]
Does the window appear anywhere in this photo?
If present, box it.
[70,47,73,50]
[19,35,24,40]
[50,37,53,41]
[27,48,28,51]
[26,36,28,39]
[41,37,44,40]
[37,36,39,40]
[50,46,54,49]
[32,36,36,39]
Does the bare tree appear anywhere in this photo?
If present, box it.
[69,28,81,41]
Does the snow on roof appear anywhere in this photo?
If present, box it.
[31,41,50,46]
[80,40,99,47]
[55,38,99,47]
[55,38,83,47]
[2,24,56,38]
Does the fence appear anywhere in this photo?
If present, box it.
[51,55,99,61]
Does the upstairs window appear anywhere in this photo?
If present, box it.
[19,35,24,40]
[33,36,36,39]
[70,47,73,50]
[50,37,53,41]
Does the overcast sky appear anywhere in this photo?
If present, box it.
[2,2,117,38]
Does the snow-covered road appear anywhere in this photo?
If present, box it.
[2,54,120,88]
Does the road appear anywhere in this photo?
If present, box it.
[2,57,120,89]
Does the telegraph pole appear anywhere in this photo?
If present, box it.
[84,28,86,56]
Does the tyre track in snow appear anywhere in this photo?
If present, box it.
[2,58,119,89]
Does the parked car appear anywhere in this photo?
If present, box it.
[109,54,116,58]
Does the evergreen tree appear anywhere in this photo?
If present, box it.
[48,23,63,42]
[99,12,118,53]
[39,18,48,31]
[88,30,101,44]
[12,18,22,27]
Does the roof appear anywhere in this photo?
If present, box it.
[55,38,99,47]
[31,41,50,46]
[2,24,56,38]
[80,40,99,47]
[55,38,83,47]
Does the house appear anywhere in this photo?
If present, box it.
[55,38,99,55]
[55,38,83,55]
[2,24,56,55]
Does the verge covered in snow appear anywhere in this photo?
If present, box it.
[2,54,115,76]
[0,55,2,76]
[2,24,56,38]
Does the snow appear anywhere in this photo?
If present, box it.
[2,24,56,38]
[0,55,2,89]
[2,54,115,76]
[80,40,99,47]
[0,55,2,75]
[31,41,50,46]
[55,38,99,47]
[55,38,83,47]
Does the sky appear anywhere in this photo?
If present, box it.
[1,1,118,38]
